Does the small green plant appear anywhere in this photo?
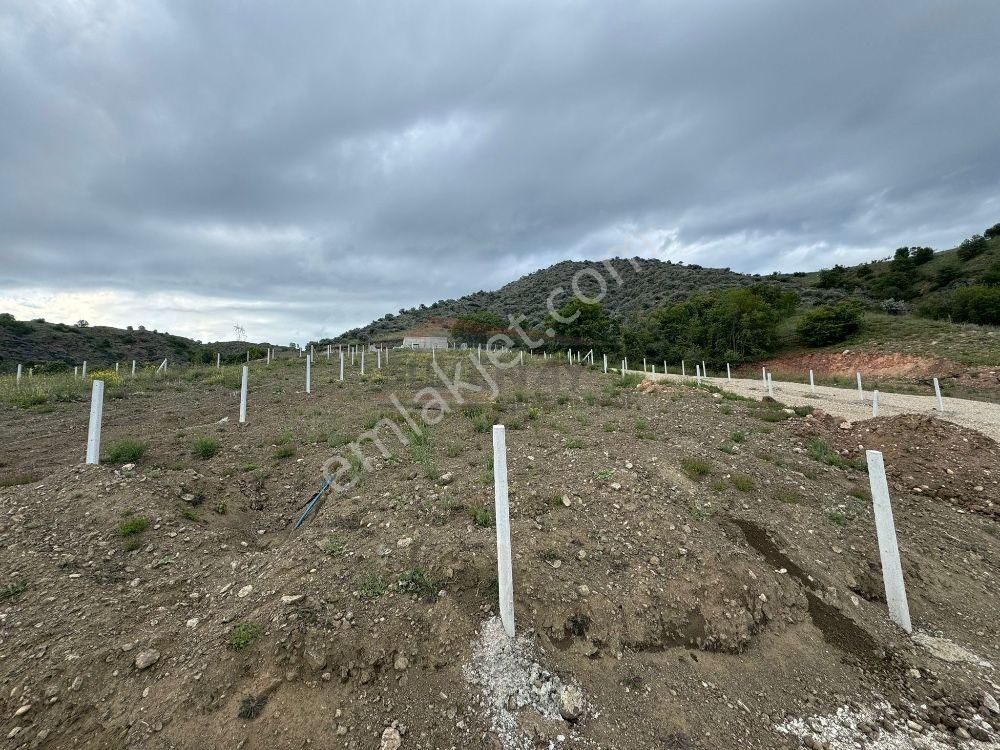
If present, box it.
[322,537,346,557]
[730,430,746,443]
[0,474,36,488]
[635,418,649,431]
[826,510,848,526]
[117,516,150,537]
[192,436,220,459]
[526,406,540,420]
[446,441,462,457]
[681,457,712,480]
[273,444,296,460]
[214,501,227,515]
[731,474,754,492]
[0,579,28,603]
[556,394,570,405]
[710,479,727,492]
[359,571,388,600]
[808,438,864,471]
[593,468,616,481]
[565,437,585,449]
[105,438,147,463]
[602,421,618,432]
[469,504,495,527]
[718,442,737,455]
[775,489,802,504]
[178,506,200,522]
[399,568,438,601]
[228,622,263,651]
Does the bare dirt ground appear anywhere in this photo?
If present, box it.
[642,370,1000,443]
[1,353,998,750]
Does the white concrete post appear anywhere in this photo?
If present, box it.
[306,355,312,394]
[933,378,944,412]
[872,390,879,417]
[856,372,863,402]
[809,369,815,393]
[246,350,250,363]
[361,350,366,374]
[351,347,355,365]
[695,364,701,385]
[266,349,270,365]
[327,344,331,360]
[519,350,524,366]
[132,360,136,376]
[74,366,79,379]
[681,360,686,377]
[702,360,706,378]
[624,356,628,371]
[431,346,435,365]
[643,358,647,373]
[603,354,608,373]
[115,362,119,373]
[16,364,22,386]
[82,361,88,377]
[239,366,249,424]
[377,348,382,369]
[761,366,766,386]
[567,349,572,365]
[621,360,625,380]
[478,344,482,363]
[726,363,731,382]
[865,450,913,633]
[767,372,774,398]
[492,424,515,638]
[339,350,344,381]
[28,367,32,379]
[217,352,221,369]
[663,360,667,374]
[85,380,104,465]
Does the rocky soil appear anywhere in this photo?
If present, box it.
[1,353,997,749]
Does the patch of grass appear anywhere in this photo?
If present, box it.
[593,468,616,481]
[238,695,268,720]
[793,405,814,417]
[680,457,712,480]
[565,437,585,449]
[105,438,147,463]
[710,479,727,492]
[228,622,263,651]
[117,516,150,537]
[178,506,200,522]
[398,568,439,601]
[730,430,746,443]
[273,444,296,460]
[242,462,259,473]
[718,442,737,455]
[191,435,220,459]
[469,504,495,527]
[807,438,865,471]
[826,510,848,526]
[556,394,570,405]
[0,579,28,603]
[602,421,618,432]
[775,489,802,504]
[322,537,346,557]
[848,485,871,501]
[359,571,388,600]
[0,474,36,488]
[446,441,462,457]
[635,418,649,431]
[214,501,227,515]
[731,474,755,492]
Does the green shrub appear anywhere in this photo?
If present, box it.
[360,572,388,600]
[0,579,28,603]
[228,622,263,651]
[117,517,150,536]
[918,285,1000,325]
[469,505,495,527]
[680,457,712,479]
[191,436,219,459]
[105,438,147,463]
[273,444,296,459]
[731,474,754,492]
[796,301,864,346]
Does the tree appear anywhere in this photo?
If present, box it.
[543,299,614,349]
[984,222,1000,239]
[796,301,864,346]
[919,286,1000,325]
[958,235,988,261]
[76,319,90,327]
[452,311,507,345]
[910,247,934,265]
[816,265,849,290]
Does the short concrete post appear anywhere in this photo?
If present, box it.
[603,353,607,373]
[246,350,250,363]
[663,360,667,374]
[115,362,119,373]
[217,352,221,369]
[85,380,104,465]
[266,349,271,365]
[16,364,22,386]
[492,425,515,638]
[361,350,366,374]
[933,378,944,412]
[696,364,701,385]
[761,366,766,386]
[872,390,879,417]
[865,450,913,633]
[643,358,647,373]
[621,360,625,380]
[519,350,524,366]
[478,344,482,363]
[431,346,435,365]
[239,366,249,424]
[377,348,382,369]
[327,345,331,360]
[82,361,88,377]
[351,347,355,365]
[306,355,312,394]
[809,369,815,393]
[567,349,572,365]
[726,363,731,382]
[767,372,774,398]
[74,366,79,379]
[339,350,345,381]
[681,360,686,377]
[702,360,706,378]
[856,372,863,402]
[624,357,628,372]
[132,360,136,376]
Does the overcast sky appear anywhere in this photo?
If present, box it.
[2,1,998,344]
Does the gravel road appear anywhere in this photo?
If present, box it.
[636,370,1000,443]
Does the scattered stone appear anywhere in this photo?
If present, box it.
[437,472,454,486]
[281,594,305,605]
[380,724,403,750]
[559,685,585,722]
[135,649,160,670]
[237,585,253,598]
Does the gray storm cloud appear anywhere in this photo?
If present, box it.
[1,1,998,342]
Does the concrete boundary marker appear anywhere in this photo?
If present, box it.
[85,380,104,465]
[866,449,913,633]
[492,424,515,638]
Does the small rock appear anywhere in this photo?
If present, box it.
[394,654,409,671]
[185,618,199,628]
[397,537,413,548]
[380,725,402,749]
[437,473,454,486]
[281,595,305,605]
[559,685,585,722]
[14,705,31,717]
[237,585,253,598]
[982,692,999,715]
[135,649,161,670]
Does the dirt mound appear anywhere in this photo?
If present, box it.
[797,412,999,518]
[762,351,962,380]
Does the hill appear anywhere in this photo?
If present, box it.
[323,224,1000,347]
[0,315,272,373]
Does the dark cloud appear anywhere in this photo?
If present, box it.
[2,1,999,341]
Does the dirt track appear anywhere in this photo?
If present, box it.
[638,370,1000,443]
